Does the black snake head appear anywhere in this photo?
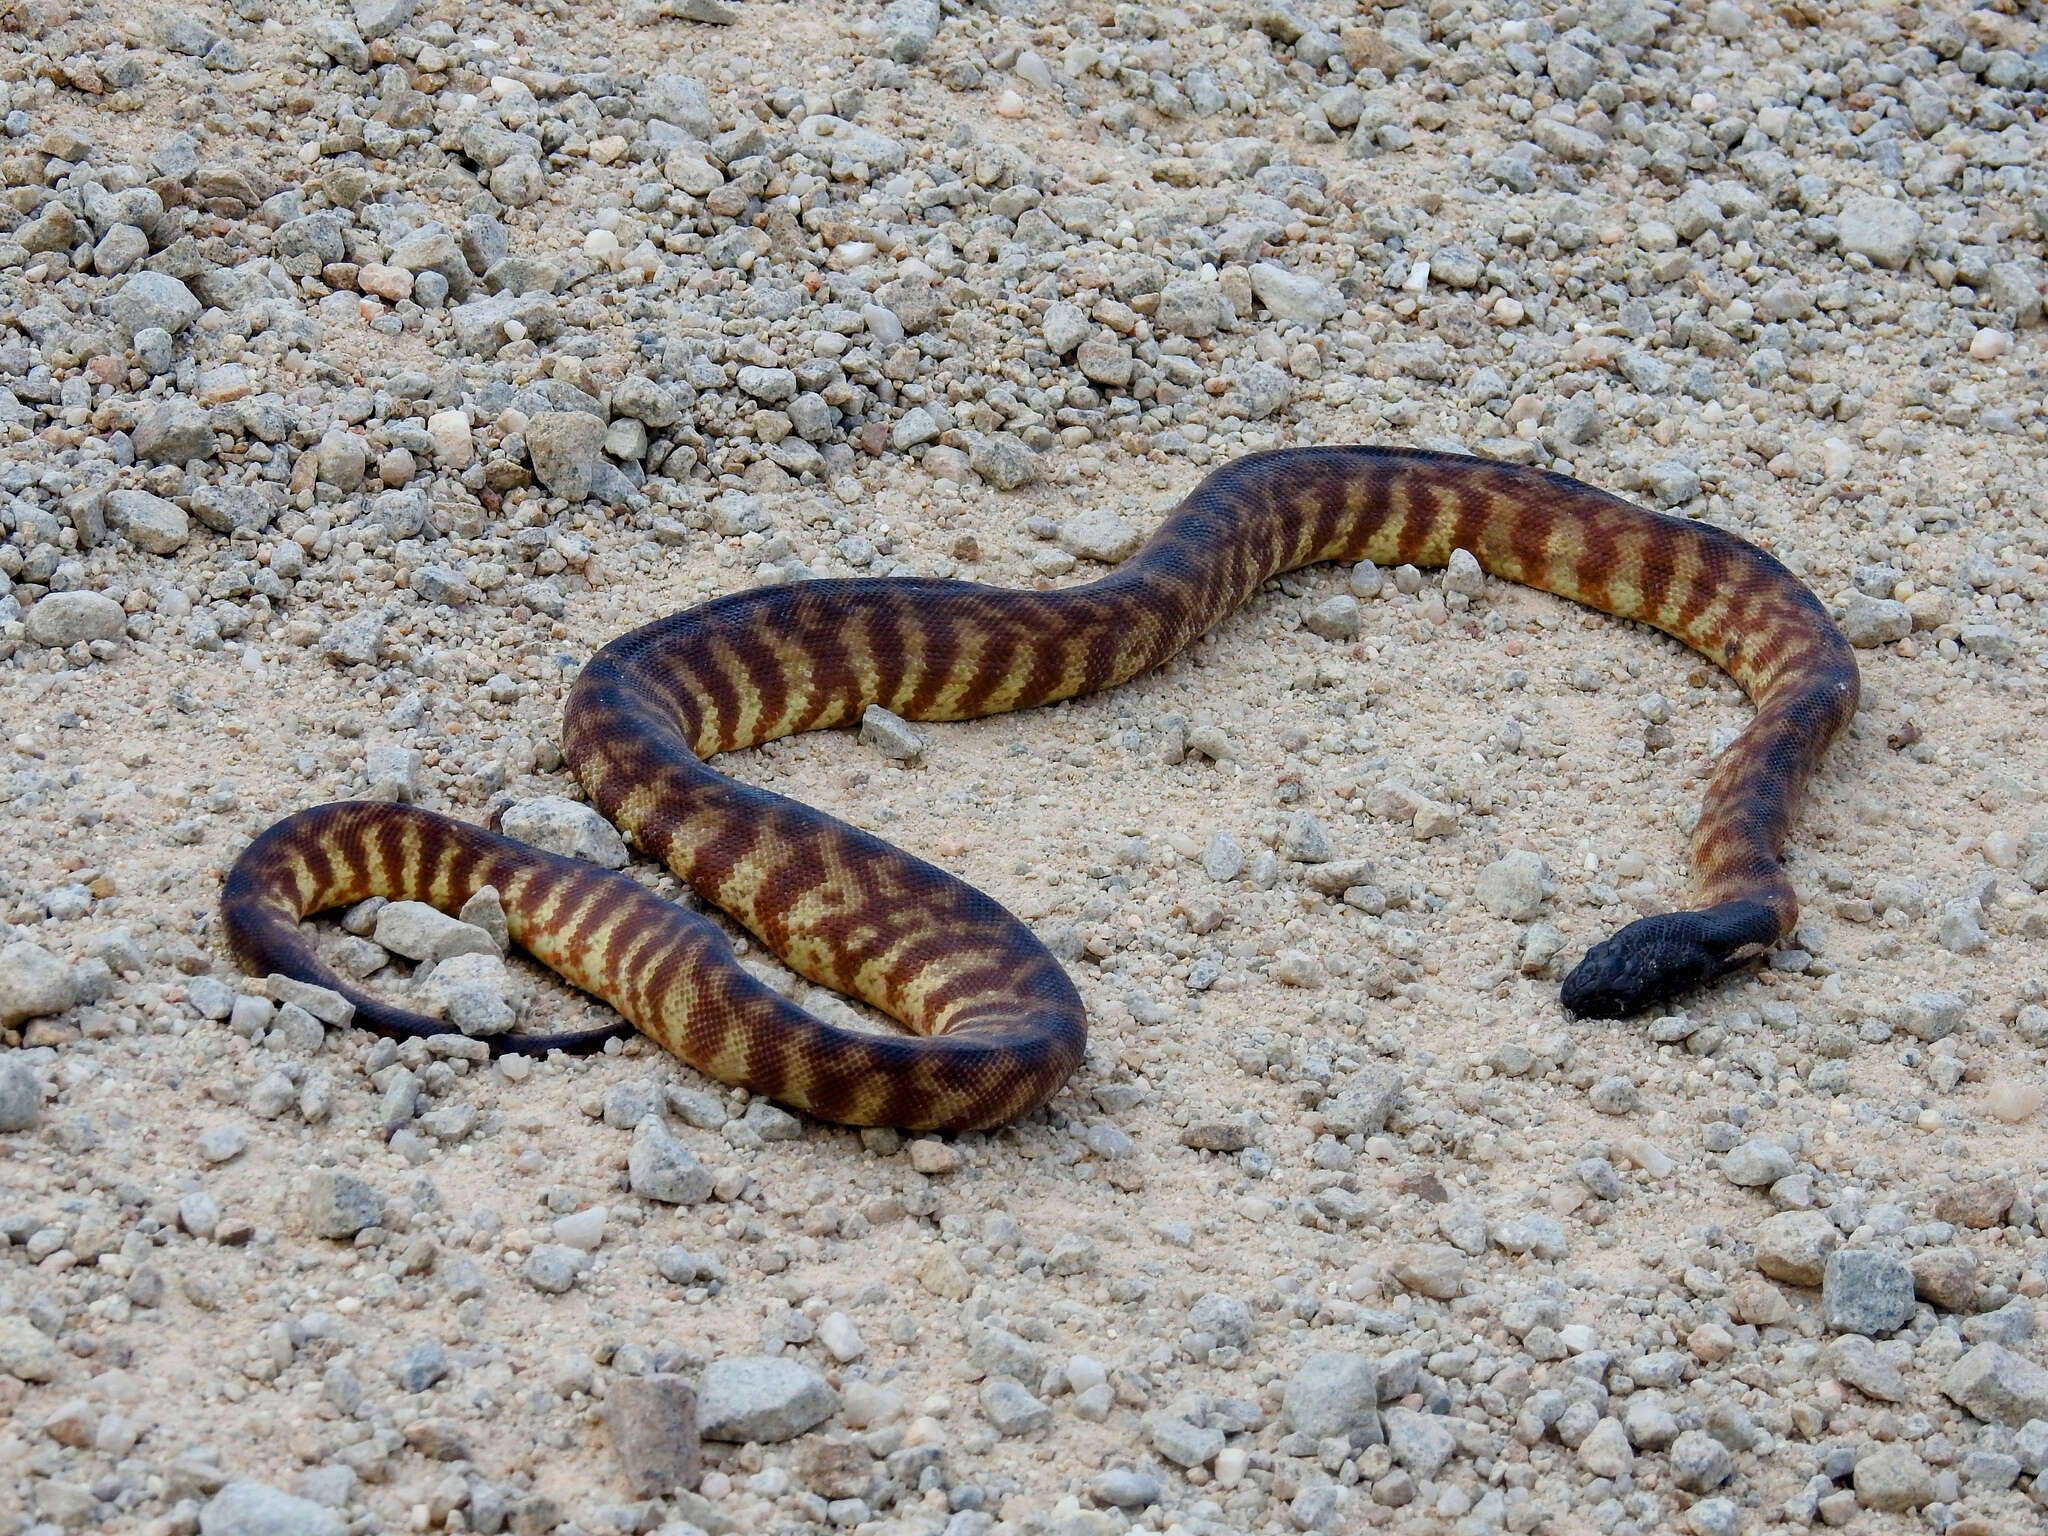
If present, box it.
[1559,901,1780,1019]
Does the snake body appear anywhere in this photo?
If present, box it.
[224,447,1860,1130]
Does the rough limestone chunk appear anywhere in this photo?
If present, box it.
[1944,1344,2048,1426]
[1058,506,1142,564]
[200,1480,346,1536]
[525,410,607,501]
[697,1357,837,1442]
[606,1374,700,1497]
[0,1314,64,1381]
[25,592,125,649]
[1754,1209,1840,1286]
[629,1116,714,1205]
[0,942,77,1027]
[1283,1353,1379,1443]
[0,1059,43,1132]
[1836,195,1923,270]
[499,797,629,868]
[1475,851,1552,921]
[373,902,499,962]
[858,705,926,762]
[306,1171,383,1240]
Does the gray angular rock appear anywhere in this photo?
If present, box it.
[1476,851,1551,921]
[200,1481,346,1536]
[1723,1138,1794,1188]
[1943,1344,2048,1426]
[1249,260,1340,325]
[1283,1353,1379,1444]
[1577,1417,1633,1477]
[0,1059,42,1132]
[1853,1444,1933,1512]
[373,902,497,963]
[132,397,214,464]
[112,271,200,338]
[106,489,190,554]
[1755,1208,1840,1285]
[499,797,629,868]
[1058,506,1142,564]
[981,1376,1051,1436]
[1668,1428,1734,1491]
[1823,1250,1915,1336]
[858,705,925,762]
[1303,594,1361,639]
[1837,195,1922,269]
[644,73,717,138]
[608,1374,701,1497]
[1839,590,1912,648]
[1156,277,1223,338]
[880,0,940,60]
[698,1357,837,1442]
[306,1171,382,1240]
[1146,1411,1223,1466]
[629,1116,714,1205]
[526,411,607,501]
[1090,1466,1162,1508]
[523,1244,584,1293]
[969,432,1040,490]
[25,591,125,649]
[1383,1407,1455,1475]
[352,0,415,39]
[0,941,78,1025]
[0,1315,63,1381]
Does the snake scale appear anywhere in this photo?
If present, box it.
[224,447,1860,1131]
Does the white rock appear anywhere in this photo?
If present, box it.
[0,942,77,1027]
[552,1206,607,1251]
[499,797,629,868]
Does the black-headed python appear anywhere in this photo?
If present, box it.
[225,448,1860,1130]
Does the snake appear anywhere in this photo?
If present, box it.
[223,447,1860,1131]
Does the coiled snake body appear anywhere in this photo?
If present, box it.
[224,448,1859,1130]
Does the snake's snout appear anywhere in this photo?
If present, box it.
[1559,901,1780,1019]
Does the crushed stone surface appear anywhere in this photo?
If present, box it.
[2,1,2048,1534]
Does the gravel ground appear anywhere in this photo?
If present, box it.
[3,1,2048,1534]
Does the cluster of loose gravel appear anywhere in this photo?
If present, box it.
[3,0,2048,1533]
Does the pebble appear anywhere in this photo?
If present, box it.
[0,942,77,1027]
[105,489,191,555]
[111,271,200,339]
[698,1357,837,1442]
[1943,1344,2048,1426]
[199,1480,346,1536]
[1058,507,1143,564]
[25,592,126,649]
[499,797,630,868]
[553,1206,607,1251]
[984,1377,1053,1437]
[1283,1353,1379,1444]
[523,1245,585,1294]
[1853,1443,1935,1512]
[373,901,497,962]
[0,1059,42,1132]
[628,1116,714,1205]
[1667,1428,1734,1492]
[1754,1209,1840,1286]
[525,411,608,502]
[1146,1411,1222,1466]
[858,705,926,762]
[1823,1249,1917,1336]
[1475,850,1550,921]
[305,1170,382,1240]
[607,1374,701,1498]
[1722,1138,1794,1188]
[1836,195,1923,270]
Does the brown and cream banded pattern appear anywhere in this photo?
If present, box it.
[224,447,1861,1130]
